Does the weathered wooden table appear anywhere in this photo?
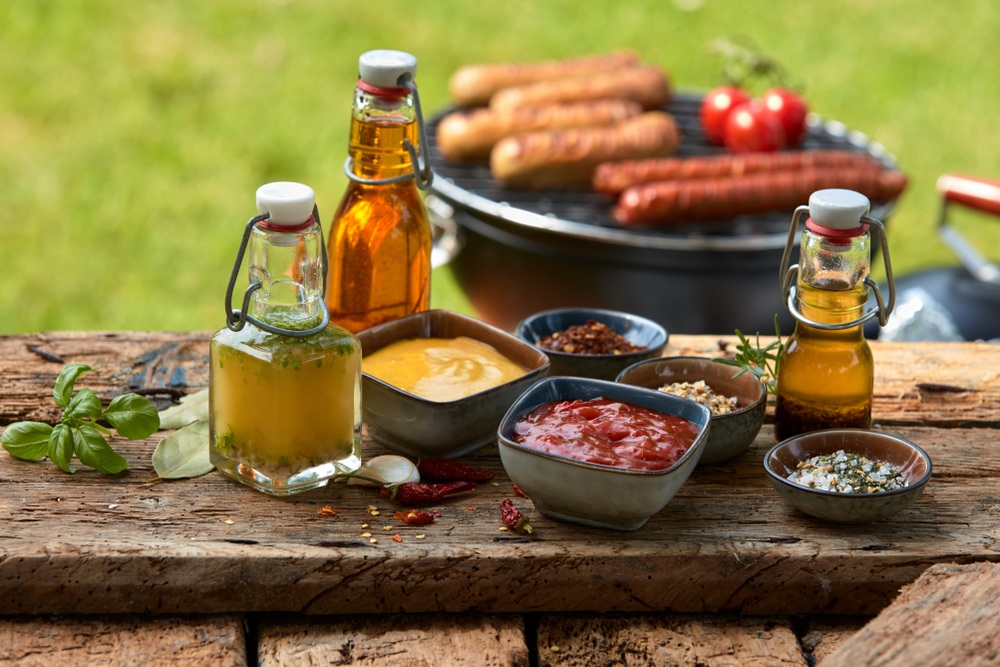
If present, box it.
[1,332,998,665]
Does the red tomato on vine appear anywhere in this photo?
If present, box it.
[762,88,809,147]
[723,100,785,153]
[699,85,751,145]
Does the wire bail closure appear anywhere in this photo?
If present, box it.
[343,75,434,191]
[224,206,331,337]
[779,205,896,330]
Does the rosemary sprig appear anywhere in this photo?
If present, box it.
[714,315,785,396]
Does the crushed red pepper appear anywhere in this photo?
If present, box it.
[394,509,435,525]
[382,481,477,505]
[500,498,533,534]
[537,320,646,355]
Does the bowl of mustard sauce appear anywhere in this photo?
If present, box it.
[357,309,550,459]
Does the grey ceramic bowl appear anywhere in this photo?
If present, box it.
[764,429,932,524]
[497,376,711,531]
[616,356,767,464]
[357,309,550,459]
[515,307,668,381]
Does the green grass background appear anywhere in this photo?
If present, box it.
[2,0,997,334]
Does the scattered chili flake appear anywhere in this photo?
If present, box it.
[316,506,340,517]
[415,534,426,540]
[432,509,442,518]
[392,534,403,543]
[394,509,435,526]
[537,320,646,355]
[786,450,908,494]
[466,505,477,511]
[418,457,495,483]
[500,498,533,534]
[513,485,527,498]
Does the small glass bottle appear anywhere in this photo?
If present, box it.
[326,49,433,333]
[210,181,362,496]
[774,189,896,441]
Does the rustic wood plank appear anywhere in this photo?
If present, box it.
[257,614,527,666]
[0,615,245,666]
[536,614,805,666]
[819,562,1000,667]
[1,333,999,617]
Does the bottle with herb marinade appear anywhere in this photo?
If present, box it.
[774,189,896,441]
[210,181,362,496]
[326,49,433,333]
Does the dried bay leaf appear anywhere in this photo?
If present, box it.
[158,388,209,430]
[152,419,213,480]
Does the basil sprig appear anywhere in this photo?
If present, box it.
[1,364,159,474]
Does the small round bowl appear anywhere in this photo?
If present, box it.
[616,356,767,464]
[357,309,550,459]
[497,376,712,531]
[764,429,933,524]
[515,307,668,381]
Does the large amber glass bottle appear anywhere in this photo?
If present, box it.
[210,182,362,496]
[775,189,895,441]
[326,50,432,333]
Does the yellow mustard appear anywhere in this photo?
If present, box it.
[363,336,526,402]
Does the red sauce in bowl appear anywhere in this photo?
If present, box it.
[512,397,700,471]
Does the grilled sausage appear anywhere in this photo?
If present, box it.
[490,111,681,189]
[593,149,887,195]
[448,51,641,107]
[489,66,671,112]
[613,168,908,226]
[436,99,644,162]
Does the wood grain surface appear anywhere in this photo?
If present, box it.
[1,333,999,621]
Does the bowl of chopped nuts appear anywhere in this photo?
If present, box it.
[616,356,767,464]
[515,307,668,381]
[764,429,933,524]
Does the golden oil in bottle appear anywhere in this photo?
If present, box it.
[326,50,432,333]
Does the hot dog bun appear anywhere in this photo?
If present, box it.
[490,111,681,189]
[448,51,641,107]
[436,99,644,162]
[490,66,671,112]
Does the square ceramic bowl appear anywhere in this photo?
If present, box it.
[357,309,550,459]
[515,307,668,381]
[497,376,712,531]
[764,429,933,524]
[616,356,767,464]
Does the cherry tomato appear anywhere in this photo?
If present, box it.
[699,85,751,145]
[762,88,809,147]
[723,100,785,153]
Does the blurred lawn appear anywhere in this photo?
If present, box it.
[1,0,998,333]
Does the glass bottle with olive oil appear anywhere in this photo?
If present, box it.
[326,50,433,333]
[210,181,362,495]
[775,189,896,441]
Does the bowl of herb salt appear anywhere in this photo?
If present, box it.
[764,429,932,524]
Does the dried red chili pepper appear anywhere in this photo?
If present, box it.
[538,320,646,355]
[500,498,533,534]
[381,481,477,505]
[393,509,435,525]
[418,457,496,483]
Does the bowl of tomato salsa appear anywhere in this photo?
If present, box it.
[497,377,712,530]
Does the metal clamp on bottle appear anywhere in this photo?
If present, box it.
[223,206,331,338]
[779,194,896,330]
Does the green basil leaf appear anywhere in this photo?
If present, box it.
[157,388,210,430]
[151,419,213,479]
[48,424,76,473]
[1,421,54,460]
[53,364,92,409]
[102,393,160,440]
[74,424,129,474]
[64,387,103,423]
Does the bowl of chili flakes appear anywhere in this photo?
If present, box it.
[515,307,668,381]
[497,376,711,531]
